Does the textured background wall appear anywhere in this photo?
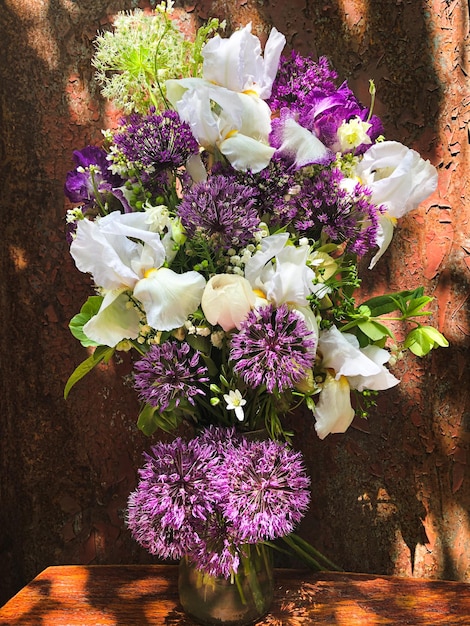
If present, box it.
[0,0,469,606]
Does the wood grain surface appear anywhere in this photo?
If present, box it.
[1,565,470,625]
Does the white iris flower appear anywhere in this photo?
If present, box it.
[313,325,399,439]
[355,140,438,268]
[244,233,316,307]
[166,23,286,173]
[70,211,206,345]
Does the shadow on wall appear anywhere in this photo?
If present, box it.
[0,0,153,607]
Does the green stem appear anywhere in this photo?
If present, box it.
[90,170,107,214]
[340,315,422,333]
[283,533,343,572]
[240,545,266,614]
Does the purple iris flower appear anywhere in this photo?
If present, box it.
[299,82,383,154]
[64,145,127,208]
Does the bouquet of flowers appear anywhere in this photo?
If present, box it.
[64,2,447,442]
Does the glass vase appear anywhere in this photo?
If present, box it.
[178,544,274,625]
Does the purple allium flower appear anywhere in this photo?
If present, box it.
[133,341,209,412]
[212,159,297,230]
[290,168,382,255]
[127,437,219,560]
[230,304,316,394]
[64,145,125,206]
[189,511,241,578]
[127,427,311,575]
[269,52,338,112]
[112,109,199,173]
[215,438,311,542]
[197,425,243,453]
[177,175,260,251]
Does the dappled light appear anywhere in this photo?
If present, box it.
[9,245,28,272]
[3,565,470,624]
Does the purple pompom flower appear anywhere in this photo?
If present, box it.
[290,168,383,255]
[230,304,316,394]
[127,437,219,560]
[127,428,311,576]
[133,341,209,412]
[189,511,241,578]
[177,175,260,251]
[215,438,311,543]
[268,52,338,112]
[213,159,297,230]
[112,109,199,174]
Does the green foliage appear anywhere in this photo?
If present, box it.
[69,296,103,347]
[333,287,448,356]
[137,403,182,435]
[92,6,223,114]
[404,325,449,357]
[64,345,115,399]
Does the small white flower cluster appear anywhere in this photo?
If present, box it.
[226,222,270,275]
[66,207,84,224]
[184,319,211,337]
[226,245,256,276]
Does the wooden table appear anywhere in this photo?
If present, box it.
[1,565,470,624]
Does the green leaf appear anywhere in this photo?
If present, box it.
[361,288,425,317]
[137,404,181,436]
[357,320,393,342]
[64,345,115,399]
[360,294,402,317]
[419,326,449,348]
[402,296,433,318]
[69,296,103,347]
[404,329,432,357]
[137,404,160,436]
[186,333,210,354]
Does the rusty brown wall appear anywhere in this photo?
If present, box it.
[0,0,469,605]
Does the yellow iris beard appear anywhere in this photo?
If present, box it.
[144,267,158,279]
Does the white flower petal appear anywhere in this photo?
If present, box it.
[234,92,272,141]
[220,132,275,173]
[368,214,396,269]
[260,27,287,98]
[244,233,290,286]
[313,374,355,439]
[357,140,438,217]
[318,326,382,379]
[186,153,208,184]
[265,245,314,307]
[202,23,285,98]
[167,81,274,171]
[133,267,206,331]
[201,274,255,331]
[276,117,331,168]
[70,212,166,290]
[71,217,140,290]
[348,345,400,391]
[83,288,141,347]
